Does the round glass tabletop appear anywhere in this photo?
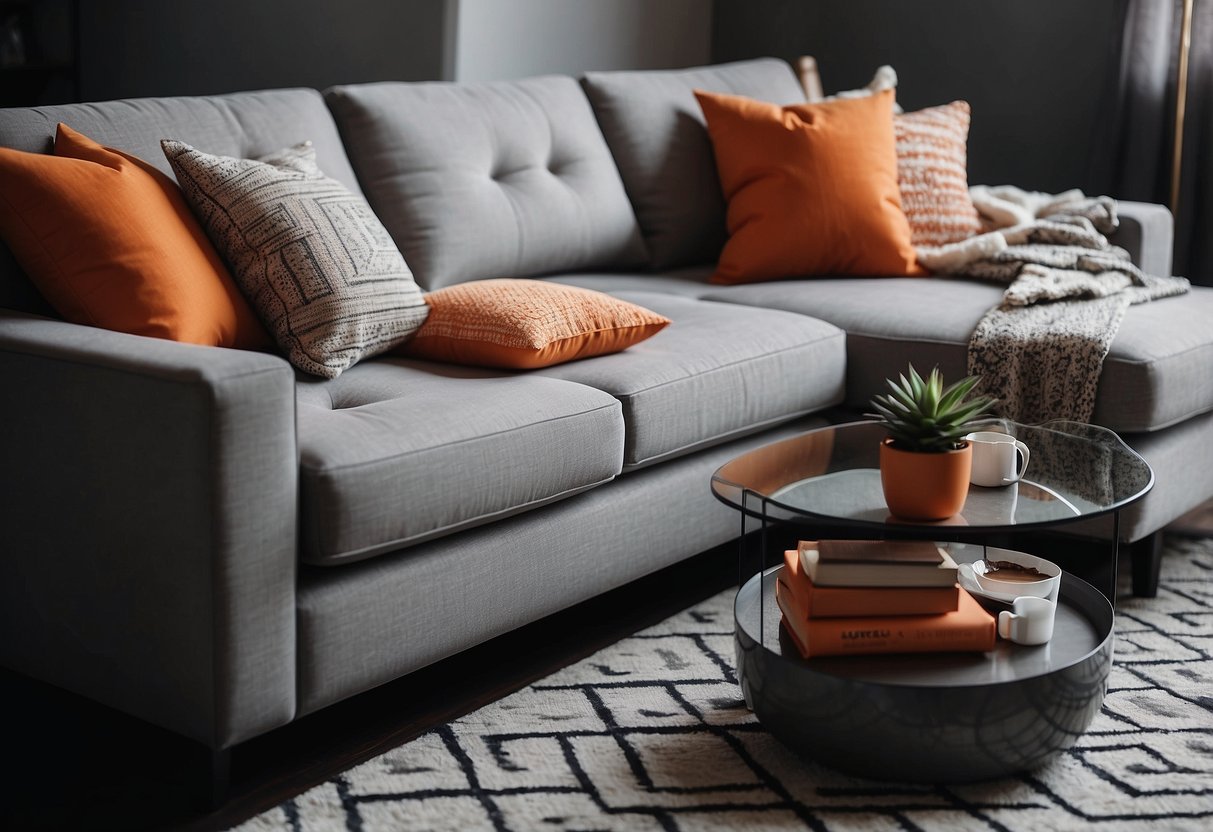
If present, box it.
[711,419,1154,533]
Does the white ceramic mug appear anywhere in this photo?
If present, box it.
[965,431,1030,487]
[956,548,1061,603]
[997,595,1056,645]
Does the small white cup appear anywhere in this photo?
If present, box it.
[998,596,1057,645]
[965,431,1030,487]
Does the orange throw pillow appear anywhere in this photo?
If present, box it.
[0,123,267,347]
[694,88,924,283]
[894,101,982,246]
[402,279,671,369]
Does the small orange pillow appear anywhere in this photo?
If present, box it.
[0,123,267,347]
[402,279,671,369]
[694,88,925,283]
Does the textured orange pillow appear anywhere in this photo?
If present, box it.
[695,88,924,283]
[894,101,982,246]
[402,279,671,369]
[0,123,267,347]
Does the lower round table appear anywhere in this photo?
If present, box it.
[734,542,1114,782]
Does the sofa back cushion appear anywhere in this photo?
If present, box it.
[582,58,807,269]
[325,76,648,291]
[0,88,361,316]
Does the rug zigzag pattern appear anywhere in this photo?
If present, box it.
[236,538,1213,831]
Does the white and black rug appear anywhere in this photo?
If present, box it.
[236,538,1213,831]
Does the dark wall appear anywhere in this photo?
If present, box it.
[78,0,450,101]
[711,0,1124,194]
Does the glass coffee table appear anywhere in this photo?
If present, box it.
[710,419,1154,782]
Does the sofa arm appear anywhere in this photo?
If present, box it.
[1111,200,1174,277]
[0,312,298,750]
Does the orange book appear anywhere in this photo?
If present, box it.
[775,580,996,658]
[780,549,958,617]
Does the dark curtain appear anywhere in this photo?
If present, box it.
[1094,0,1212,284]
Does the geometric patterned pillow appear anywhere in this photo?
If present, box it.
[893,101,983,247]
[401,279,670,369]
[162,139,428,378]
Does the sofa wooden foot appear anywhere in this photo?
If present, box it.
[197,746,232,812]
[1130,532,1163,598]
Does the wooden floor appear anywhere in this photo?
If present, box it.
[1169,498,1213,536]
[0,540,740,831]
[4,502,1211,831]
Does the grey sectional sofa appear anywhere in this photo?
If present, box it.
[1,58,1210,763]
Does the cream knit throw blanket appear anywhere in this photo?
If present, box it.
[917,186,1189,423]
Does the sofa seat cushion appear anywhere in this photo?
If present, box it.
[296,362,624,565]
[325,76,646,290]
[703,278,1213,433]
[534,291,845,469]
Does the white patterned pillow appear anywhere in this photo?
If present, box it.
[162,140,428,378]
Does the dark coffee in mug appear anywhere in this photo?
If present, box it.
[985,560,1048,582]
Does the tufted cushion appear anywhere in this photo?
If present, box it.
[324,76,647,290]
[582,58,807,269]
[296,363,624,564]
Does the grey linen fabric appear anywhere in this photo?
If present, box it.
[295,418,821,715]
[534,291,846,468]
[582,58,807,269]
[703,278,1213,434]
[163,140,429,379]
[542,266,716,298]
[1110,201,1174,278]
[325,76,647,289]
[0,311,298,749]
[296,362,624,565]
[920,190,1190,424]
[0,88,363,314]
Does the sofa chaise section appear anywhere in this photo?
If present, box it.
[574,57,1213,551]
[698,277,1213,539]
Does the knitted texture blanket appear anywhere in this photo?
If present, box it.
[916,185,1189,423]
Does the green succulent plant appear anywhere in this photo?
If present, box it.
[870,364,997,453]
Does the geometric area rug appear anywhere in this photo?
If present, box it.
[235,537,1213,831]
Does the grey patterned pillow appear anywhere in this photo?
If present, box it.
[162,139,428,378]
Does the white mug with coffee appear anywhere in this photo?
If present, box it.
[965,431,1030,487]
[956,548,1061,602]
[998,595,1056,645]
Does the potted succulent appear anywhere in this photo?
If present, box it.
[869,364,997,521]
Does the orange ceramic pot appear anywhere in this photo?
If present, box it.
[879,438,973,521]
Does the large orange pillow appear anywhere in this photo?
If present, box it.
[401,279,670,369]
[0,123,267,347]
[694,89,925,283]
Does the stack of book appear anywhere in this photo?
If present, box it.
[775,539,996,658]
